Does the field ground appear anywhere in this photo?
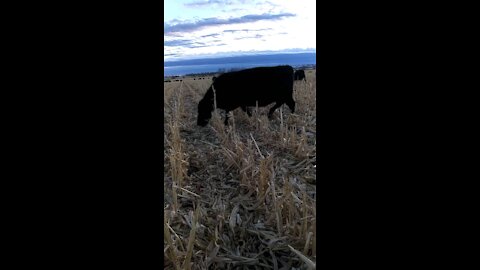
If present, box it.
[164,69,316,270]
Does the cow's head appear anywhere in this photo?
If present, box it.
[197,87,214,127]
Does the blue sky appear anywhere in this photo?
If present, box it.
[164,0,316,61]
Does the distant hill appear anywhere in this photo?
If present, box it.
[164,52,316,76]
[164,52,316,67]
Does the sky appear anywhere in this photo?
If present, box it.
[164,0,316,61]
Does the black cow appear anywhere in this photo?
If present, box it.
[197,65,295,126]
[294,70,306,81]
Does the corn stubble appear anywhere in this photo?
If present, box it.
[164,71,316,269]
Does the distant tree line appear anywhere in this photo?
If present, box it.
[184,67,244,77]
[180,64,316,78]
[294,64,316,70]
[217,67,245,74]
[184,71,217,77]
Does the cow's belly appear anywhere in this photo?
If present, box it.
[217,100,275,111]
[215,89,284,110]
[244,98,276,107]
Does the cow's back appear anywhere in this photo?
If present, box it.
[213,66,293,110]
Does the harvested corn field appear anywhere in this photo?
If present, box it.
[164,69,316,270]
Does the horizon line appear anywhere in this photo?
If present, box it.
[164,49,316,62]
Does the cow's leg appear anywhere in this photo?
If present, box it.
[286,98,295,114]
[241,106,253,117]
[268,101,284,119]
[224,110,230,125]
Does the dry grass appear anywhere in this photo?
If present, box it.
[164,70,316,269]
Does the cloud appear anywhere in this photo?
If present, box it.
[221,8,246,13]
[165,38,224,49]
[164,38,208,48]
[223,28,272,33]
[262,1,279,7]
[184,0,248,7]
[190,45,209,48]
[200,33,220,38]
[184,0,224,7]
[164,13,295,35]
[164,39,194,47]
[234,34,264,40]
